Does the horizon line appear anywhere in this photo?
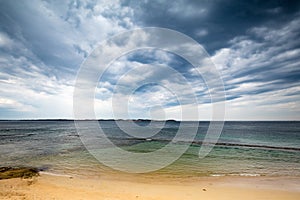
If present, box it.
[0,118,299,122]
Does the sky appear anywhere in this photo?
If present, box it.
[0,0,299,120]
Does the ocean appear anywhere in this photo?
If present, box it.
[1,120,299,179]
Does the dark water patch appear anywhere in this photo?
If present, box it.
[214,142,300,152]
[104,137,300,152]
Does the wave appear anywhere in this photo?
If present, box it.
[210,173,261,177]
[39,171,73,178]
[0,133,37,137]
[210,174,225,177]
[237,173,261,177]
[107,137,300,152]
[212,142,300,151]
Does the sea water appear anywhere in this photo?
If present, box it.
[1,120,299,178]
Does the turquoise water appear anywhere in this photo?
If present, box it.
[0,121,299,178]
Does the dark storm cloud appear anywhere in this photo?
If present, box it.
[124,0,300,53]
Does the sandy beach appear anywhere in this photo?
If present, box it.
[1,173,300,200]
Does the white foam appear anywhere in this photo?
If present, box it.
[238,173,261,177]
[39,171,73,178]
[210,174,225,177]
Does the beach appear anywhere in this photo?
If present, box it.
[1,121,300,199]
[1,174,300,200]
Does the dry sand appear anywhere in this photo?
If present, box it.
[1,173,299,200]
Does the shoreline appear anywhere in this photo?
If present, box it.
[1,173,299,200]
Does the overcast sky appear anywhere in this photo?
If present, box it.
[0,0,299,120]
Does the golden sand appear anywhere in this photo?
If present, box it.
[0,174,299,200]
